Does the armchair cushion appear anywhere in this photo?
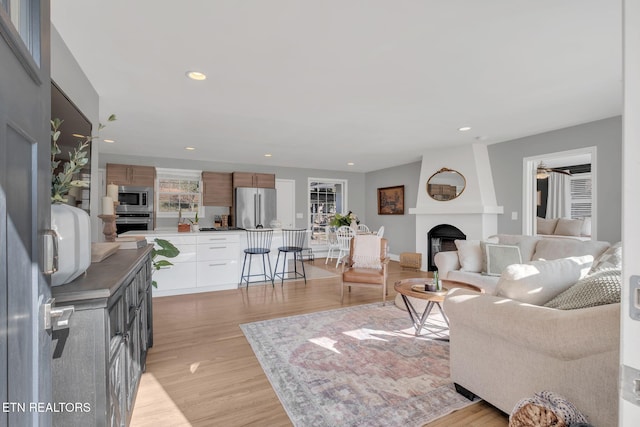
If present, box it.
[343,267,386,285]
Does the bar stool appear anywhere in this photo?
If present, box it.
[239,229,274,288]
[273,229,307,285]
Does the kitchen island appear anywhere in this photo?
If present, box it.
[122,229,304,297]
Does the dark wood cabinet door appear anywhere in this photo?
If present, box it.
[202,172,232,206]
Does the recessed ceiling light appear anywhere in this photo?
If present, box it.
[347,162,355,166]
[458,126,472,132]
[184,146,196,151]
[264,153,272,157]
[186,71,206,81]
[103,139,115,143]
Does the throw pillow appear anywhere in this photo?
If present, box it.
[590,241,622,273]
[580,217,592,237]
[495,255,594,306]
[495,234,542,262]
[544,268,621,310]
[454,240,482,273]
[482,244,522,276]
[553,218,584,237]
[537,217,558,235]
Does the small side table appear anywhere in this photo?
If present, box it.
[394,278,482,337]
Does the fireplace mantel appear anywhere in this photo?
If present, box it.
[410,205,503,215]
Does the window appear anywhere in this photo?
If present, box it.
[308,179,347,244]
[570,173,592,219]
[1,0,40,64]
[156,168,202,217]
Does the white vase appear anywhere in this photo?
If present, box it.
[191,224,200,232]
[51,203,91,286]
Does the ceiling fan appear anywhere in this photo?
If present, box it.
[536,162,572,179]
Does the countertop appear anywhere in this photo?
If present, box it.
[52,245,153,304]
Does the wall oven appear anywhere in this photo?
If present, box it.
[116,186,154,233]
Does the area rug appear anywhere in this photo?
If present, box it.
[240,303,477,427]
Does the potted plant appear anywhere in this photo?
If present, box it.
[151,238,180,288]
[188,212,200,232]
[330,211,359,228]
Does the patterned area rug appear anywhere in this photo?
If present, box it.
[240,303,477,427]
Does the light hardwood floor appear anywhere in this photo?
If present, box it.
[131,259,508,427]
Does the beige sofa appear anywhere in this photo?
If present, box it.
[444,288,620,427]
[434,234,611,294]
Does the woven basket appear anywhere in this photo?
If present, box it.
[400,252,421,270]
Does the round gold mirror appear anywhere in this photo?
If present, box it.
[427,168,466,201]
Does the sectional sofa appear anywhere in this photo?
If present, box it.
[437,235,621,426]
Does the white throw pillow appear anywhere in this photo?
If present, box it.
[495,255,594,305]
[454,240,482,273]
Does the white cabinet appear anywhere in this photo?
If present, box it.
[147,234,198,296]
[196,234,240,289]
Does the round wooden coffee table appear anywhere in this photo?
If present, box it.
[394,278,482,336]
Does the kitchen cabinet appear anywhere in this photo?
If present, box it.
[202,171,233,206]
[232,172,275,189]
[51,246,153,427]
[196,233,240,288]
[147,234,197,293]
[107,163,156,187]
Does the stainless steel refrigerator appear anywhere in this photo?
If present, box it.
[235,187,277,229]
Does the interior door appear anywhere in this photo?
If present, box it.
[0,1,52,425]
[276,179,295,228]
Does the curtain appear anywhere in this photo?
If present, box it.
[546,173,571,219]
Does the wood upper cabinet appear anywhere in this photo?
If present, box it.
[106,163,156,187]
[232,172,275,189]
[202,172,233,206]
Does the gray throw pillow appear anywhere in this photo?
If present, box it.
[483,244,522,276]
[544,268,621,310]
[590,242,622,273]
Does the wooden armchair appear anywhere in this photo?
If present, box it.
[341,235,389,305]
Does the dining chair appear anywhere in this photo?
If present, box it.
[325,227,340,264]
[273,229,307,285]
[341,235,389,305]
[239,229,274,287]
[376,226,385,237]
[357,224,370,233]
[335,226,355,268]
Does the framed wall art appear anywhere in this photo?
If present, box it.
[377,185,404,215]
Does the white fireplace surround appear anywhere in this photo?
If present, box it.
[409,144,503,271]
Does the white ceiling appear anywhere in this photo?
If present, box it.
[50,1,621,173]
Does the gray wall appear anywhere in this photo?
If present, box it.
[488,116,622,243]
[365,161,421,254]
[99,153,366,230]
[51,26,102,240]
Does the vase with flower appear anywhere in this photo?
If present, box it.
[50,115,116,286]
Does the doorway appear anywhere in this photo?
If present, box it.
[522,147,597,238]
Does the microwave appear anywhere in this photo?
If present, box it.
[116,186,154,213]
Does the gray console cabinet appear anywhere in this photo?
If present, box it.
[52,246,153,427]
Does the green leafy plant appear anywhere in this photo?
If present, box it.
[151,238,180,288]
[187,212,199,224]
[51,114,116,203]
[330,211,359,227]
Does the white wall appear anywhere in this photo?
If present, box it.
[621,0,640,424]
